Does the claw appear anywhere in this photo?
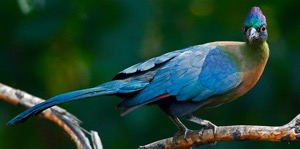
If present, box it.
[198,120,217,137]
[202,119,217,136]
[197,121,218,146]
[168,115,191,146]
[172,127,190,147]
[186,115,218,143]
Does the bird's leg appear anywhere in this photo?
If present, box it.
[169,115,190,145]
[186,114,217,138]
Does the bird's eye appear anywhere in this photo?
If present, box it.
[259,25,266,32]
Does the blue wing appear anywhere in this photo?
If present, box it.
[120,45,242,107]
[113,49,186,80]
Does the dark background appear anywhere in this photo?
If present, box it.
[1,0,300,148]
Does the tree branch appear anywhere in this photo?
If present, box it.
[2,82,300,149]
[139,114,300,149]
[0,83,102,149]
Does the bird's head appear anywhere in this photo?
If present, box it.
[243,7,267,44]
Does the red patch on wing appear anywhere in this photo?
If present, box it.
[156,93,170,99]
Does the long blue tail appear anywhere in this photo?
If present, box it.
[7,80,148,125]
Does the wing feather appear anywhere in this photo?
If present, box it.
[119,45,242,107]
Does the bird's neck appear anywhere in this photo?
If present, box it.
[245,40,269,63]
[247,40,269,51]
[235,40,269,96]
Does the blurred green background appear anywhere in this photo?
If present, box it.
[1,0,300,148]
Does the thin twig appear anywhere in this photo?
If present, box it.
[139,114,300,149]
[0,83,102,149]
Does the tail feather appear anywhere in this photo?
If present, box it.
[7,80,148,125]
[7,87,115,125]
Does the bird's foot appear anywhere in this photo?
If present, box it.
[197,120,218,146]
[197,119,217,137]
[172,127,190,147]
[186,115,218,145]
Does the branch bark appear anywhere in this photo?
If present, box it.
[139,114,300,149]
[0,83,102,149]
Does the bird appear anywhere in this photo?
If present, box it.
[8,6,269,140]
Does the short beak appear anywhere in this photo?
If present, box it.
[246,27,259,44]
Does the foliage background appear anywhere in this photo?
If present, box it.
[1,0,300,148]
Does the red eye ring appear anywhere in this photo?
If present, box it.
[259,25,266,32]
